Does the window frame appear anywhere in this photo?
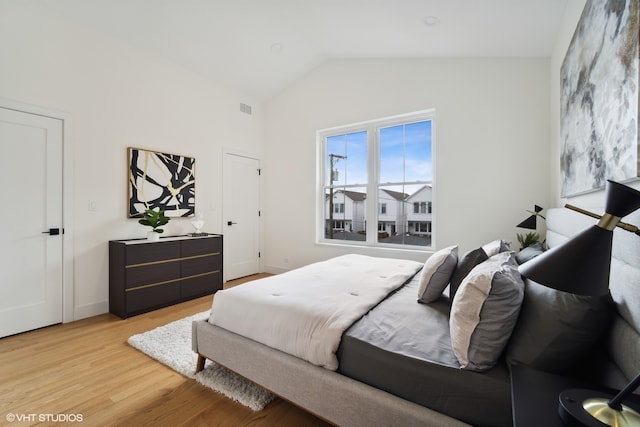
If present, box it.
[414,202,427,214]
[316,109,435,252]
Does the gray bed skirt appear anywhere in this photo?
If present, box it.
[192,320,470,427]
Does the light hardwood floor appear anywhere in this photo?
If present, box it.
[0,275,330,427]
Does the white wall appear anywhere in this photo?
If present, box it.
[550,0,640,208]
[0,2,264,319]
[5,0,619,319]
[263,58,551,271]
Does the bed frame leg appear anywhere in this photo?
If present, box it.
[196,354,206,373]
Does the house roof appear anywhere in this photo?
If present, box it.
[380,189,409,201]
[328,190,366,202]
[343,190,366,202]
[406,184,433,200]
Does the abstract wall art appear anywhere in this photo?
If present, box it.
[560,0,639,197]
[128,147,195,217]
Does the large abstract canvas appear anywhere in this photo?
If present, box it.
[560,0,639,197]
[128,147,195,217]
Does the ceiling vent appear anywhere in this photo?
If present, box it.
[240,103,252,115]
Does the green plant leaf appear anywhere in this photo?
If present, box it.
[517,231,540,249]
[138,208,170,232]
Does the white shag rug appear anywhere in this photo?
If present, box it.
[127,311,275,411]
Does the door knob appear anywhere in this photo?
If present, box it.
[42,228,61,235]
[227,221,237,226]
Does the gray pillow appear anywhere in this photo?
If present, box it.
[449,247,489,298]
[450,252,525,371]
[417,245,458,303]
[515,243,544,264]
[505,279,613,373]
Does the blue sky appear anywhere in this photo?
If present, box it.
[326,120,432,192]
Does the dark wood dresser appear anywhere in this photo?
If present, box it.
[109,234,222,318]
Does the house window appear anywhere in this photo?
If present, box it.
[318,110,434,249]
[414,202,427,214]
[411,221,432,233]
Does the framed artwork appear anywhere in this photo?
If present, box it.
[128,147,195,217]
[560,0,639,197]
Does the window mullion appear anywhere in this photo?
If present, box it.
[366,125,379,245]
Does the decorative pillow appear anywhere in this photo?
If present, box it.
[515,243,544,264]
[505,279,613,373]
[482,239,511,257]
[450,252,525,371]
[448,247,489,298]
[417,245,458,303]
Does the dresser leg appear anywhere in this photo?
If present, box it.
[196,354,206,373]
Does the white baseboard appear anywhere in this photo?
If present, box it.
[73,301,109,321]
[262,265,290,275]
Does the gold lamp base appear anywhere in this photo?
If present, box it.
[560,389,640,427]
[583,398,640,427]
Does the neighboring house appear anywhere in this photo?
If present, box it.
[325,187,434,238]
[406,185,433,237]
[325,190,366,232]
[377,189,409,236]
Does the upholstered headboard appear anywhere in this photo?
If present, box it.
[545,207,640,388]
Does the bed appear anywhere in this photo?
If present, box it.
[192,207,640,427]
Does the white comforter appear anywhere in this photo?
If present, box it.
[209,254,423,370]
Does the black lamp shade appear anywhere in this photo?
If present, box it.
[516,215,537,229]
[519,180,640,296]
[606,180,640,217]
[518,225,613,296]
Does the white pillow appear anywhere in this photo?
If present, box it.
[417,245,458,303]
[450,251,524,371]
[482,239,511,257]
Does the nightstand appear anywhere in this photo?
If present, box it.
[510,364,640,427]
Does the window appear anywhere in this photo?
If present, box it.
[318,110,434,249]
[414,202,427,214]
[332,220,345,230]
[410,221,432,233]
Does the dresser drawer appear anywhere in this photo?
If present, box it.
[126,262,181,289]
[126,282,181,314]
[182,272,221,299]
[182,253,221,277]
[126,241,181,265]
[181,237,221,257]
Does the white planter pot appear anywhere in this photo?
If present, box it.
[147,231,160,242]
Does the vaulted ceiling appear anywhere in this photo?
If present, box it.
[43,0,569,101]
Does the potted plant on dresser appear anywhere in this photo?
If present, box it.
[138,208,170,241]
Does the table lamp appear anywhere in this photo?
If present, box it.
[518,180,640,427]
[517,204,545,230]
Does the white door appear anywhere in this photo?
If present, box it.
[0,107,64,338]
[223,152,260,280]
